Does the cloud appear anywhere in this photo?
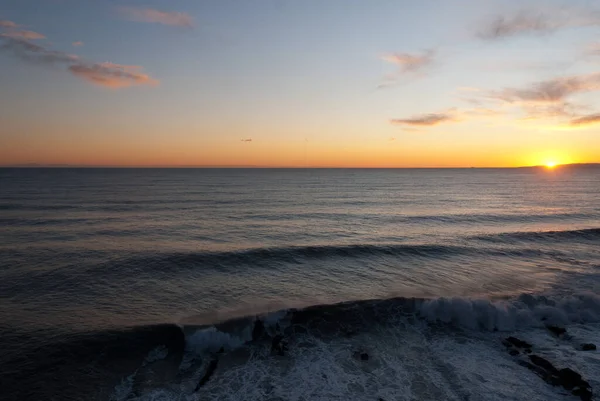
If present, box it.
[0,20,18,29]
[462,73,600,125]
[478,11,561,39]
[391,112,456,127]
[0,35,158,89]
[570,113,600,126]
[72,41,83,47]
[0,19,45,40]
[1,36,78,64]
[241,138,252,142]
[68,62,159,88]
[118,7,194,27]
[489,73,600,103]
[478,8,600,40]
[379,50,436,88]
[1,30,46,40]
[382,50,435,74]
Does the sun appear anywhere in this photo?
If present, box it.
[545,161,557,169]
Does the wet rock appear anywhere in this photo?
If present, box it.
[518,360,560,386]
[505,336,532,348]
[352,351,369,361]
[558,368,583,390]
[271,334,288,356]
[519,356,592,401]
[194,358,218,392]
[529,355,559,375]
[559,368,593,401]
[581,343,596,351]
[509,349,520,356]
[252,319,265,341]
[518,361,550,378]
[546,325,566,336]
[572,385,593,401]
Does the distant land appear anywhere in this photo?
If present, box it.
[1,163,599,169]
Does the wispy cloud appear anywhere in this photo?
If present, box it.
[1,30,46,40]
[1,36,78,64]
[379,50,436,88]
[69,62,158,88]
[0,34,158,89]
[118,7,194,28]
[461,72,600,125]
[570,113,600,126]
[0,19,45,40]
[0,20,17,29]
[391,112,456,127]
[488,73,600,103]
[382,50,435,74]
[72,41,83,47]
[241,138,252,142]
[478,11,561,39]
[478,8,600,40]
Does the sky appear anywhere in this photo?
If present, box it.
[1,0,599,167]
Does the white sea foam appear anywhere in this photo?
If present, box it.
[122,319,600,401]
[419,293,600,331]
[112,293,600,400]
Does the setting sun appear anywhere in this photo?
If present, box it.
[545,161,558,169]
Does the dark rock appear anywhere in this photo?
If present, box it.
[518,360,549,378]
[352,351,369,361]
[509,349,520,356]
[252,319,265,342]
[505,336,532,349]
[518,354,593,400]
[572,386,593,401]
[581,343,596,351]
[194,358,218,392]
[528,355,559,375]
[558,368,582,390]
[558,368,593,401]
[546,325,566,336]
[271,334,287,356]
[217,347,225,354]
[518,360,560,386]
[524,348,532,354]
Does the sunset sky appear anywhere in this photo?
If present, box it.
[1,0,599,167]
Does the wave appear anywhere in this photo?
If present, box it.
[5,292,599,369]
[3,292,599,401]
[107,235,594,273]
[241,211,592,224]
[475,227,600,243]
[183,292,600,353]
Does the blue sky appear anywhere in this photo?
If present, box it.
[1,0,599,167]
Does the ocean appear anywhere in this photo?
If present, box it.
[0,167,599,401]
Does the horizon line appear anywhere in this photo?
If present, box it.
[1,163,599,169]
